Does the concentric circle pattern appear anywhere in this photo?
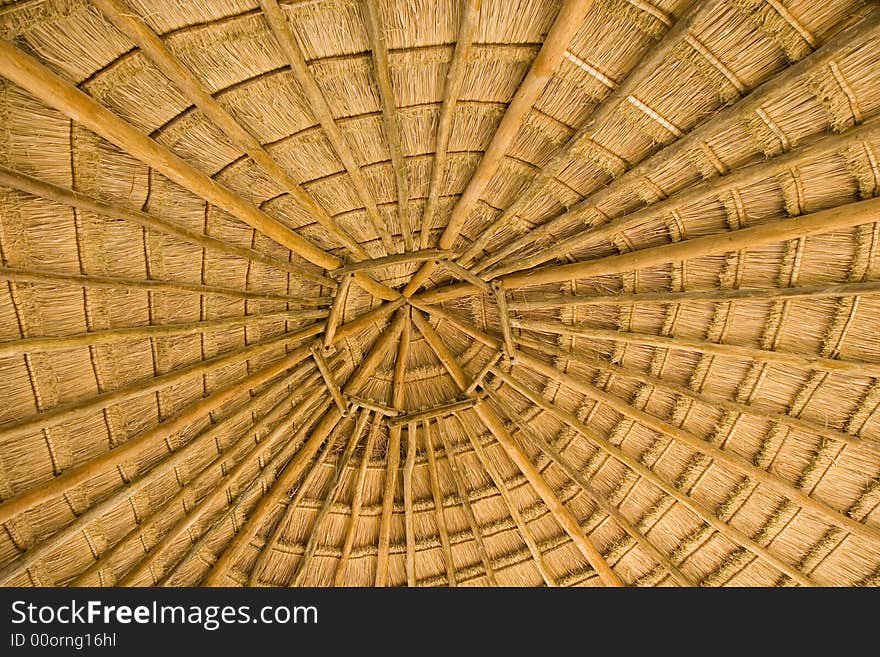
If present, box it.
[1,0,879,587]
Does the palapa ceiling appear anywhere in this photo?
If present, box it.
[0,0,879,588]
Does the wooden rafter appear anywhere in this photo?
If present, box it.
[403,0,595,296]
[311,344,348,414]
[363,0,413,250]
[387,397,483,427]
[90,0,369,260]
[403,421,418,586]
[423,419,457,585]
[205,309,407,584]
[332,249,450,277]
[420,0,483,249]
[258,0,396,254]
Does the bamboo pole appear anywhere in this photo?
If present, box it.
[344,394,399,417]
[403,421,417,586]
[437,258,493,295]
[0,265,325,304]
[89,0,368,259]
[471,8,880,274]
[423,419,457,585]
[206,313,406,584]
[473,402,625,586]
[411,307,622,585]
[0,309,326,358]
[458,0,709,266]
[464,349,504,396]
[454,413,556,586]
[404,0,595,295]
[127,390,330,587]
[493,280,516,361]
[4,365,318,586]
[493,120,880,277]
[508,279,880,311]
[333,415,381,585]
[514,318,880,379]
[436,421,498,584]
[484,385,693,586]
[420,0,482,249]
[311,345,348,415]
[243,408,346,586]
[364,0,413,250]
[515,350,880,546]
[489,365,816,586]
[290,408,371,586]
[322,273,353,352]
[387,397,483,427]
[332,249,450,277]
[518,335,880,454]
[0,38,399,302]
[375,308,411,585]
[258,0,395,254]
[0,166,332,286]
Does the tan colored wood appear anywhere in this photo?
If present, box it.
[387,397,483,427]
[206,312,407,584]
[420,0,483,249]
[0,166,333,286]
[513,318,880,379]
[0,308,326,358]
[458,0,709,266]
[323,273,353,352]
[375,308,411,585]
[492,280,516,361]
[472,10,880,275]
[364,0,413,250]
[423,419,457,585]
[0,265,324,304]
[311,344,348,414]
[258,0,395,254]
[490,365,817,586]
[403,0,595,296]
[437,258,493,296]
[90,0,368,259]
[474,402,625,586]
[403,421,417,586]
[437,421,498,584]
[290,408,371,586]
[455,413,556,586]
[332,250,450,277]
[334,415,381,585]
[507,279,880,311]
[464,349,504,396]
[484,385,693,586]
[345,394,399,417]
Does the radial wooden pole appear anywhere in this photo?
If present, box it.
[420,0,482,249]
[404,0,595,294]
[0,265,324,304]
[458,0,709,265]
[490,366,816,586]
[258,0,395,253]
[205,312,406,584]
[423,419,457,585]
[311,345,348,414]
[437,421,498,584]
[403,421,417,586]
[514,318,880,379]
[455,412,556,586]
[411,308,623,585]
[334,415,381,585]
[0,308,326,358]
[364,0,413,250]
[0,166,331,285]
[474,402,624,586]
[493,120,880,278]
[290,408,371,586]
[90,0,368,259]
[472,9,880,274]
[375,308,411,585]
[0,38,399,302]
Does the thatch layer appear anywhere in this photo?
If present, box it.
[0,0,879,587]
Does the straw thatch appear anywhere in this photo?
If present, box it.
[0,0,879,587]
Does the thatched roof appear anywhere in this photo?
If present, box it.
[0,0,879,587]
